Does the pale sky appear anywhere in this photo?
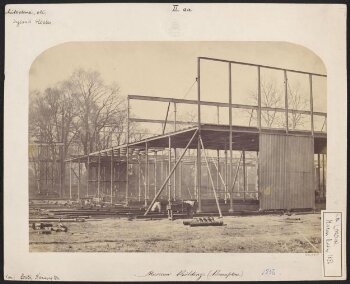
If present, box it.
[29,42,327,131]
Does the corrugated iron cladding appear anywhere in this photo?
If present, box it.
[259,133,315,210]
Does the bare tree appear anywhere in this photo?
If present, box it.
[29,69,128,197]
[249,79,308,130]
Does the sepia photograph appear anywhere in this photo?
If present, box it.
[28,41,327,253]
[4,3,346,281]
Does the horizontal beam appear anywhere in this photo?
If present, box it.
[129,118,196,125]
[128,95,326,117]
[199,57,327,77]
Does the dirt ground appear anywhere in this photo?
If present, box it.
[29,213,321,253]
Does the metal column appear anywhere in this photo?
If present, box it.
[86,155,90,197]
[284,70,289,133]
[145,142,149,206]
[110,148,114,204]
[69,160,72,199]
[138,155,141,202]
[197,57,202,212]
[309,74,314,135]
[97,152,101,199]
[154,151,157,197]
[243,150,246,202]
[78,159,81,200]
[168,137,172,207]
[229,62,233,213]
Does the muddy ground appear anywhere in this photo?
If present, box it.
[29,213,321,253]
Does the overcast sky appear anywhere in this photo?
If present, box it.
[29,41,327,130]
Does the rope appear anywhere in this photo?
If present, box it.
[182,78,197,99]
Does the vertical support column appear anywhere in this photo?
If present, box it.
[317,153,321,200]
[224,147,228,204]
[216,149,220,198]
[256,151,259,200]
[69,160,72,200]
[97,152,101,199]
[194,158,197,199]
[78,159,81,200]
[322,154,326,199]
[179,160,183,200]
[126,96,130,206]
[243,150,246,202]
[284,70,289,133]
[229,62,234,213]
[154,151,157,198]
[138,155,141,202]
[160,157,164,200]
[257,66,262,131]
[309,74,314,135]
[217,106,220,125]
[173,148,177,201]
[110,148,114,204]
[197,139,202,212]
[145,143,149,206]
[168,137,172,207]
[125,147,129,205]
[86,155,90,197]
[197,57,202,213]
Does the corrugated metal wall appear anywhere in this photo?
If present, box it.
[259,133,315,210]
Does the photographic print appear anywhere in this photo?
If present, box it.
[4,3,346,282]
[28,42,327,253]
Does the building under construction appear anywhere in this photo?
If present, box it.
[59,57,326,216]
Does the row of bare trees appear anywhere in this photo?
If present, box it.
[250,80,309,129]
[29,69,139,196]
